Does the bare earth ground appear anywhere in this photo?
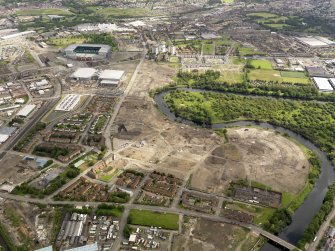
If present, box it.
[191,128,309,195]
[172,217,260,251]
[112,61,309,194]
[0,153,40,185]
[0,201,54,248]
[113,61,222,179]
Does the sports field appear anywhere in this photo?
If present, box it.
[280,71,306,78]
[128,209,179,230]
[16,8,73,16]
[238,47,265,56]
[248,69,310,84]
[88,7,156,18]
[249,59,273,70]
[247,12,278,18]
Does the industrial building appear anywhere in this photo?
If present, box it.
[35,246,53,251]
[99,70,125,85]
[55,94,81,111]
[72,68,125,85]
[65,243,98,251]
[313,77,335,92]
[72,68,97,81]
[64,44,111,61]
[0,30,35,40]
[297,36,335,47]
[0,126,17,143]
[17,104,36,117]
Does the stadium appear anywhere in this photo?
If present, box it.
[64,44,111,61]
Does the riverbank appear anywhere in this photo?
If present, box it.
[154,89,335,250]
[0,222,15,251]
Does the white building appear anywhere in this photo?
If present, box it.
[17,104,36,117]
[72,68,97,81]
[313,77,334,92]
[99,70,125,85]
[151,42,167,55]
[297,36,335,47]
[129,234,137,243]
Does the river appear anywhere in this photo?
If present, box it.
[154,90,335,250]
[0,234,10,251]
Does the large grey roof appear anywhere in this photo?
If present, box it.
[64,44,111,54]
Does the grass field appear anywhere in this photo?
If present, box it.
[98,168,122,182]
[16,8,73,16]
[238,47,265,56]
[128,209,179,230]
[169,56,179,63]
[202,43,215,55]
[247,12,278,18]
[217,71,244,84]
[266,23,290,29]
[249,59,273,70]
[280,71,307,78]
[89,7,155,18]
[247,12,298,30]
[248,69,310,84]
[47,35,86,48]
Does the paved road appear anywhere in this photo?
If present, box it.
[0,190,299,251]
[104,48,147,150]
[307,200,335,251]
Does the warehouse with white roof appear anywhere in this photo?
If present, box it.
[17,104,36,117]
[313,77,334,92]
[99,69,125,86]
[0,126,17,143]
[72,68,97,81]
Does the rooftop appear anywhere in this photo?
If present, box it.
[17,104,36,117]
[313,77,334,92]
[65,44,111,54]
[73,68,97,79]
[0,126,16,136]
[99,70,125,80]
[297,36,335,47]
[64,243,98,251]
[35,246,53,251]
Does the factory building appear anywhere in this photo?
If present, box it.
[64,44,111,61]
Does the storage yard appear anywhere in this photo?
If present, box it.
[56,211,120,250]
